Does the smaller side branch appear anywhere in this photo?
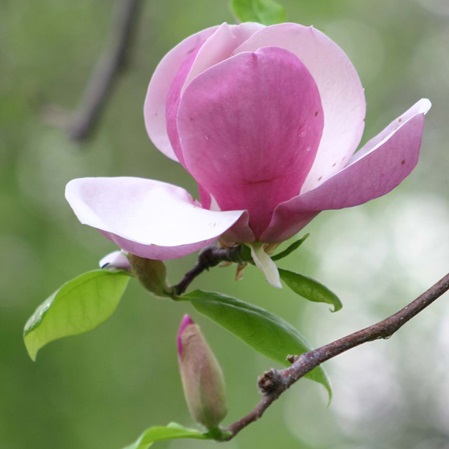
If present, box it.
[69,0,141,141]
[225,272,449,439]
[45,0,142,141]
[173,244,246,296]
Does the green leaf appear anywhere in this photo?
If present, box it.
[123,422,210,449]
[230,0,286,25]
[238,234,309,266]
[24,269,131,361]
[279,269,342,312]
[271,234,309,261]
[183,290,331,397]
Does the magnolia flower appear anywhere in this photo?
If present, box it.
[66,22,430,286]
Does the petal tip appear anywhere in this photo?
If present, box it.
[418,98,432,115]
[178,314,195,357]
[99,250,131,271]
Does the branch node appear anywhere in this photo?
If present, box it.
[258,369,284,395]
[172,244,246,296]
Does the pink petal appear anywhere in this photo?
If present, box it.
[261,99,431,242]
[233,23,366,192]
[350,99,431,164]
[166,46,203,165]
[178,314,195,358]
[65,177,245,260]
[178,47,324,238]
[260,210,319,243]
[222,213,256,244]
[144,26,219,162]
[146,23,263,164]
[203,192,256,243]
[182,22,264,92]
[165,23,264,166]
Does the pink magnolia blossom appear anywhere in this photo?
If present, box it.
[66,23,430,285]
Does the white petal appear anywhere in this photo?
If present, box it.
[99,251,131,271]
[66,177,245,260]
[249,243,282,288]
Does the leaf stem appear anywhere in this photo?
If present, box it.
[224,272,449,439]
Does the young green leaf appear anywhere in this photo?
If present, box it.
[279,269,342,312]
[123,422,211,449]
[24,269,131,361]
[230,0,286,25]
[183,290,331,397]
[271,234,310,261]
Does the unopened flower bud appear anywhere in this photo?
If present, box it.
[128,254,171,297]
[177,315,227,430]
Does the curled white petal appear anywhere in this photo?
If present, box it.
[66,177,245,260]
[99,251,131,271]
[249,243,282,289]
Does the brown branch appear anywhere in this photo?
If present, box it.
[173,244,247,296]
[224,272,449,439]
[45,0,142,141]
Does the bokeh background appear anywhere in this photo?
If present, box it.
[1,0,449,448]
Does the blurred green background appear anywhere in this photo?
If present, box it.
[1,0,449,448]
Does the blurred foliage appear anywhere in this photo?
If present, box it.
[229,0,286,25]
[1,1,449,449]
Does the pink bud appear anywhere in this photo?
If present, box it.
[177,315,227,429]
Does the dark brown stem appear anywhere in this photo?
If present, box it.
[225,272,449,439]
[46,0,142,141]
[173,244,246,296]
